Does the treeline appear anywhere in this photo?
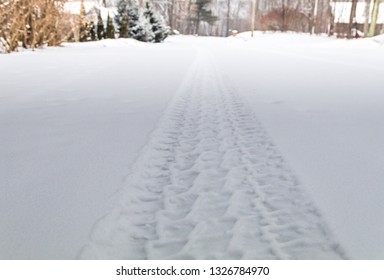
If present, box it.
[78,0,169,43]
[0,0,169,53]
[155,0,383,37]
[2,0,383,53]
[115,0,168,42]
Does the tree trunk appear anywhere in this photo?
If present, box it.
[196,14,200,35]
[282,0,286,32]
[310,0,319,34]
[368,0,381,37]
[168,0,175,30]
[328,0,335,36]
[226,0,231,36]
[187,0,193,34]
[348,0,358,38]
[251,0,256,36]
[364,0,372,36]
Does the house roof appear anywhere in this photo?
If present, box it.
[64,1,117,20]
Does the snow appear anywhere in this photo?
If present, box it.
[219,32,384,259]
[1,33,384,259]
[0,39,197,259]
[372,33,384,45]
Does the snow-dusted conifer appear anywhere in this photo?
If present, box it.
[106,12,115,39]
[126,1,145,41]
[140,14,155,42]
[97,10,105,40]
[116,0,129,38]
[78,0,89,42]
[120,14,129,38]
[88,21,97,41]
[143,2,169,43]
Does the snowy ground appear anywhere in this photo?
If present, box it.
[1,33,384,259]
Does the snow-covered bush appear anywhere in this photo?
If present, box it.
[127,3,145,41]
[116,0,169,43]
[97,10,105,40]
[143,2,169,43]
[106,12,116,39]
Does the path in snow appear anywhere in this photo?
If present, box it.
[80,48,345,260]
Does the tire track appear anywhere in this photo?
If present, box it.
[79,48,346,260]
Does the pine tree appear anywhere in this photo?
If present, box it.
[116,0,129,38]
[141,14,155,42]
[127,2,145,41]
[97,10,105,40]
[88,21,96,41]
[106,12,115,39]
[143,2,169,43]
[78,0,89,42]
[120,14,129,38]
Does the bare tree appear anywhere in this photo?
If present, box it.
[348,0,358,38]
[251,0,256,36]
[226,0,231,36]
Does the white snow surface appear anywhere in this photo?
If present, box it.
[1,33,384,259]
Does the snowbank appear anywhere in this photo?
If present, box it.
[371,34,384,45]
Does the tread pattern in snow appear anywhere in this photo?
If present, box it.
[80,50,345,260]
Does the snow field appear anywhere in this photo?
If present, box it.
[1,34,384,259]
[0,39,197,259]
[217,33,384,259]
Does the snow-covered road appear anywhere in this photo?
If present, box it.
[1,34,384,259]
[80,48,344,259]
[0,40,197,259]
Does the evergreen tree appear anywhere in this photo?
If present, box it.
[96,10,105,40]
[143,2,169,43]
[120,14,129,38]
[127,2,145,41]
[88,21,96,41]
[141,14,155,42]
[78,0,89,42]
[106,12,115,39]
[116,0,129,38]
